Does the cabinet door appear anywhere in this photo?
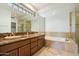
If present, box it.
[31,46,38,55]
[8,49,18,56]
[31,41,37,48]
[19,44,30,56]
[38,40,44,50]
[38,36,45,50]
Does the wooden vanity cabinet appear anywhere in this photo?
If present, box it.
[0,35,45,56]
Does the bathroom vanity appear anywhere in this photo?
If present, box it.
[0,33,45,56]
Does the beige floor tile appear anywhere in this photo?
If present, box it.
[33,47,79,56]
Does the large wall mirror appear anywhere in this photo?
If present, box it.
[0,3,45,33]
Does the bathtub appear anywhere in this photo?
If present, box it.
[45,36,66,42]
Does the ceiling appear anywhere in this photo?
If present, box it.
[30,3,79,11]
[30,3,50,11]
[29,3,79,17]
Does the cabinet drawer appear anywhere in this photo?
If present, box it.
[31,38,37,42]
[31,46,38,55]
[31,41,37,48]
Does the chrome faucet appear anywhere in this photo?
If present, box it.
[11,32,15,36]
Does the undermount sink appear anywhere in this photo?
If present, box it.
[4,36,22,39]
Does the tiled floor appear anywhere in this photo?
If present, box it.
[34,39,79,56]
[34,47,79,56]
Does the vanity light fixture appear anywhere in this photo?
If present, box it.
[10,3,35,17]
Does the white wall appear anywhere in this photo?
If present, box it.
[45,14,69,32]
[0,4,11,33]
[38,8,70,32]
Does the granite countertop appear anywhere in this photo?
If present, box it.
[0,33,45,46]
